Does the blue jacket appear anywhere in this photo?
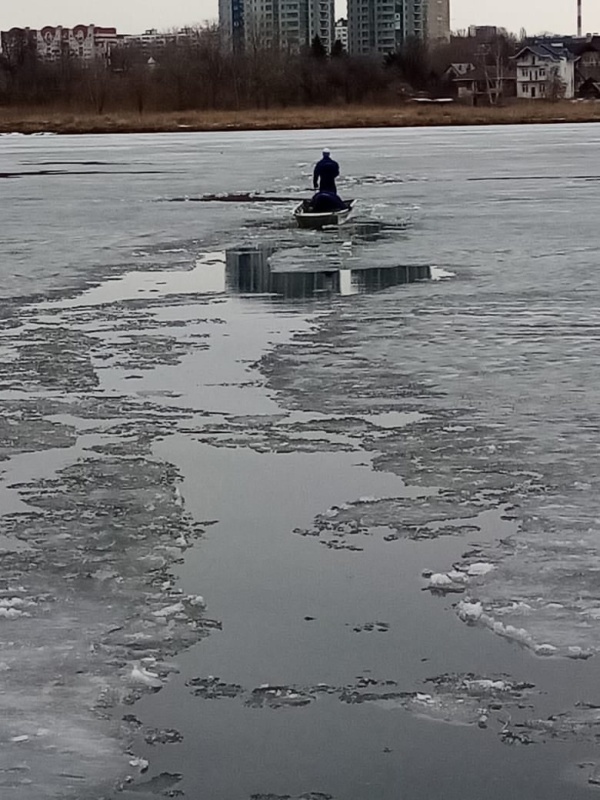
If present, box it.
[311,191,345,213]
[313,155,340,193]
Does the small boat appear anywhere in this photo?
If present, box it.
[293,199,356,229]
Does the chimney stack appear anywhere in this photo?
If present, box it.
[578,0,583,37]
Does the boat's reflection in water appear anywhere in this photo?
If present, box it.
[226,247,430,300]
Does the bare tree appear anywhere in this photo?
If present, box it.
[546,65,566,102]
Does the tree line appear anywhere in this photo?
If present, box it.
[0,25,521,113]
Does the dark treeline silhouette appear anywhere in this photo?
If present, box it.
[0,25,522,113]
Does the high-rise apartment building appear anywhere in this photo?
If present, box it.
[219,0,245,50]
[1,24,118,63]
[309,0,335,51]
[220,0,334,51]
[347,0,395,54]
[243,0,279,48]
[404,0,427,40]
[347,0,431,55]
[335,18,349,49]
[427,0,450,41]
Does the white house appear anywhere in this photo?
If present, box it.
[514,43,578,100]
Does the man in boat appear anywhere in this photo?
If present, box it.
[313,148,340,195]
[310,148,344,212]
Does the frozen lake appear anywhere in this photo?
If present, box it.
[2,125,600,798]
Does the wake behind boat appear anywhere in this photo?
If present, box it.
[294,198,356,229]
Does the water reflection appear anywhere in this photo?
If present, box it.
[352,220,411,243]
[226,247,430,299]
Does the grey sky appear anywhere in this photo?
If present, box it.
[2,1,597,37]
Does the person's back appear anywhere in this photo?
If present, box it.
[310,191,345,213]
[313,148,340,194]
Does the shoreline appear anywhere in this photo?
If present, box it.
[2,101,600,135]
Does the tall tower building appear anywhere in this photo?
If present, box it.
[221,0,334,51]
[347,0,430,55]
[278,0,309,49]
[347,0,397,55]
[243,0,279,48]
[427,0,450,41]
[219,0,245,49]
[405,0,427,39]
[308,0,335,51]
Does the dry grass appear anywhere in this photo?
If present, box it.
[2,101,600,134]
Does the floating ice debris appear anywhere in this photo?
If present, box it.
[187,676,244,699]
[466,562,495,577]
[144,729,183,746]
[352,621,390,633]
[456,600,535,649]
[0,607,25,619]
[427,572,466,593]
[534,643,557,656]
[10,735,29,743]
[152,602,185,618]
[246,685,315,709]
[494,601,532,616]
[187,595,205,608]
[129,757,149,772]
[464,679,507,693]
[428,573,453,588]
[430,266,456,281]
[567,646,591,659]
[130,664,164,689]
[415,693,433,703]
[457,601,484,622]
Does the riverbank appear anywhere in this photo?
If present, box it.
[2,101,600,134]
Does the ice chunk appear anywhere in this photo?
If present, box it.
[152,602,185,618]
[415,693,433,703]
[129,757,149,772]
[457,601,483,622]
[0,607,24,619]
[130,664,164,689]
[428,572,466,592]
[466,562,495,577]
[428,574,454,588]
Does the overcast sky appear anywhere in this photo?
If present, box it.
[2,1,597,37]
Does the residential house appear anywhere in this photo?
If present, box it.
[573,36,600,96]
[513,43,578,100]
[443,62,475,81]
[451,64,517,104]
[578,76,600,98]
